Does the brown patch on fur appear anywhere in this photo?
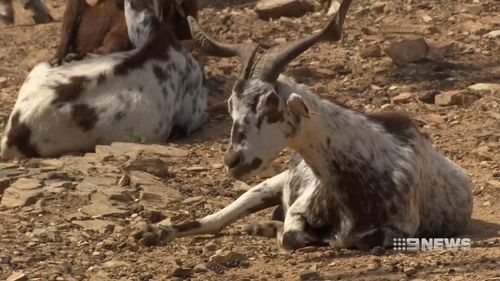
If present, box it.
[152,65,167,80]
[71,104,98,131]
[171,221,201,232]
[114,24,177,75]
[367,112,425,141]
[53,76,89,104]
[6,112,39,157]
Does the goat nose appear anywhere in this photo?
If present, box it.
[224,149,242,169]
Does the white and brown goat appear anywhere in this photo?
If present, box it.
[0,0,52,24]
[52,0,198,65]
[134,0,473,251]
[0,0,207,159]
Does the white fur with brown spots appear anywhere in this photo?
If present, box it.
[0,0,208,159]
[133,0,472,251]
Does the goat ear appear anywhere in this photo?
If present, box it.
[286,93,310,118]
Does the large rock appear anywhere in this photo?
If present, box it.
[129,171,181,203]
[255,0,314,19]
[384,38,429,65]
[468,83,500,94]
[1,178,43,208]
[435,91,479,106]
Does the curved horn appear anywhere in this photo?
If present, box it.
[187,16,260,79]
[255,0,352,82]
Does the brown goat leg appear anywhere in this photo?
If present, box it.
[51,0,87,66]
[0,0,14,24]
[101,26,130,54]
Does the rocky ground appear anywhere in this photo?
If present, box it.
[0,0,499,280]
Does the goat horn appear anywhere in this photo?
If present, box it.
[254,0,352,82]
[187,16,260,79]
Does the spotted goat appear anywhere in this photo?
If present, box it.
[0,0,207,159]
[52,0,198,65]
[133,0,473,251]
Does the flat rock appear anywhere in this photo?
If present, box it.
[139,184,181,202]
[392,92,413,103]
[80,203,128,218]
[97,142,188,158]
[255,0,314,19]
[467,83,500,94]
[125,159,170,178]
[6,271,27,281]
[360,44,382,58]
[1,178,43,208]
[72,219,117,233]
[384,38,429,65]
[435,91,479,106]
[484,30,500,39]
[233,181,252,195]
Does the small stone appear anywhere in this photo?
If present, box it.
[361,26,378,35]
[171,267,193,279]
[182,195,203,204]
[484,30,500,39]
[482,201,491,207]
[187,166,208,172]
[125,159,170,178]
[384,38,429,66]
[6,272,27,281]
[300,270,322,281]
[380,104,395,110]
[360,44,382,58]
[434,91,479,106]
[193,263,208,273]
[422,15,432,23]
[204,242,217,253]
[233,181,252,195]
[418,91,439,103]
[392,92,413,103]
[367,260,381,271]
[255,0,315,19]
[0,77,8,89]
[403,267,417,276]
[118,174,130,187]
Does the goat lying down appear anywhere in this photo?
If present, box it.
[134,0,473,251]
[52,0,198,65]
[0,0,207,159]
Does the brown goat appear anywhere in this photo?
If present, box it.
[51,0,198,65]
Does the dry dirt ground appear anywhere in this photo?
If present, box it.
[0,0,499,280]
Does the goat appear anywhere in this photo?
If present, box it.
[0,0,52,24]
[133,0,473,251]
[0,0,208,159]
[51,0,198,65]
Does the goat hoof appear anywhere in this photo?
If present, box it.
[132,222,174,247]
[32,12,53,24]
[281,230,306,250]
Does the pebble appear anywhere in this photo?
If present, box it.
[171,267,193,279]
[6,272,27,281]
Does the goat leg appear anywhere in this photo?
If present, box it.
[133,171,287,246]
[51,0,86,66]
